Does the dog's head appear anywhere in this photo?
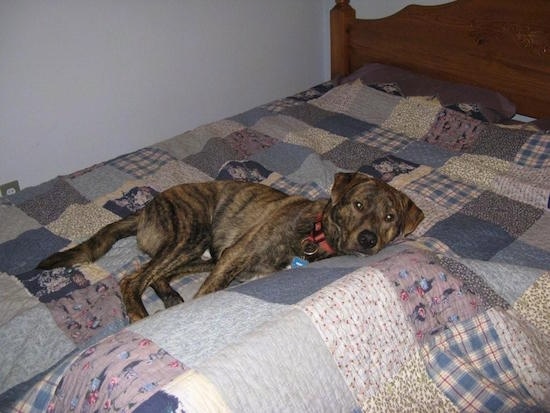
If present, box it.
[324,172,424,255]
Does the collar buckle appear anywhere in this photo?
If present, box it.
[301,213,335,259]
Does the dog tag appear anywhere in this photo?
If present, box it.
[302,241,319,256]
[291,257,309,269]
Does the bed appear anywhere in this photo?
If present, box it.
[1,0,549,411]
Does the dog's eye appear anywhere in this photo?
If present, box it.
[354,201,364,210]
[384,213,395,222]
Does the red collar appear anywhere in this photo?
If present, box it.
[302,213,336,258]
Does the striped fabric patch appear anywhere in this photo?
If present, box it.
[269,175,328,200]
[514,133,550,168]
[354,126,412,152]
[424,311,539,411]
[108,147,175,178]
[406,171,482,210]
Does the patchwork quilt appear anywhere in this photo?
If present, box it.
[1,78,549,412]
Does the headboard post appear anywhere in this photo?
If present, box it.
[330,0,356,79]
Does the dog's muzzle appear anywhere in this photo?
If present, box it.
[358,230,377,250]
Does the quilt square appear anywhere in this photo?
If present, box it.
[223,128,278,158]
[437,256,510,310]
[269,175,328,200]
[253,114,309,140]
[369,248,484,342]
[183,137,239,177]
[153,119,242,160]
[250,142,312,176]
[284,128,346,155]
[514,132,550,168]
[217,160,272,182]
[461,191,543,237]
[439,154,511,190]
[230,106,272,127]
[66,164,134,201]
[382,96,441,139]
[45,275,124,344]
[354,126,412,153]
[0,204,41,244]
[0,228,70,274]
[360,155,419,182]
[405,171,482,210]
[17,178,88,225]
[280,103,335,127]
[425,213,515,260]
[469,124,530,161]
[144,160,212,192]
[424,108,484,151]
[266,82,334,114]
[263,96,307,113]
[311,79,401,125]
[103,186,159,218]
[492,239,550,270]
[48,330,186,412]
[46,203,119,240]
[315,113,374,138]
[16,267,90,303]
[321,140,386,171]
[395,140,455,168]
[108,147,175,179]
[425,312,535,412]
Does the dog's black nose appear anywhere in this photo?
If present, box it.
[358,230,377,249]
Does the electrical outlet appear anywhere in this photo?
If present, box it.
[0,180,20,197]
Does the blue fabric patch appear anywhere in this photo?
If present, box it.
[233,266,356,305]
[134,391,179,413]
[396,140,455,168]
[425,214,515,260]
[280,103,334,126]
[250,142,312,176]
[230,107,272,127]
[0,228,70,274]
[17,267,90,303]
[492,239,550,270]
[315,113,374,138]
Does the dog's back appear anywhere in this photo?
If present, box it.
[37,180,292,270]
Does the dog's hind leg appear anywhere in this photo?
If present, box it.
[120,245,208,322]
[194,234,270,297]
[151,261,215,309]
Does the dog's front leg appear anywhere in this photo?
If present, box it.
[194,246,253,297]
[194,259,247,297]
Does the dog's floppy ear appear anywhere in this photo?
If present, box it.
[331,172,355,205]
[331,172,372,205]
[400,197,424,236]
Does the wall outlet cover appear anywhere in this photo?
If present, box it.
[0,180,20,197]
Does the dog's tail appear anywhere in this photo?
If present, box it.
[37,213,139,269]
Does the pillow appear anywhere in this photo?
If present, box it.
[338,63,516,122]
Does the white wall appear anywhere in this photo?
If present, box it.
[0,0,327,189]
[1,0,450,190]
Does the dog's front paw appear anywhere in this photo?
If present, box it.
[119,278,149,323]
[126,309,147,324]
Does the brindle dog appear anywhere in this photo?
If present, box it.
[38,172,424,322]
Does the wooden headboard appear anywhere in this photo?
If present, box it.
[331,0,550,118]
